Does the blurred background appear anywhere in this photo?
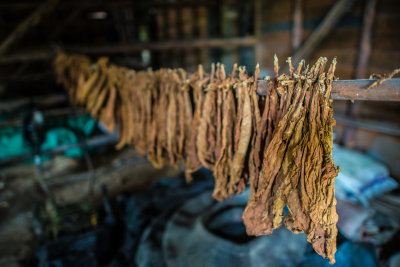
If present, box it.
[0,0,399,266]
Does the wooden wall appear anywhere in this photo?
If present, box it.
[257,0,400,153]
[0,0,399,152]
[258,0,400,79]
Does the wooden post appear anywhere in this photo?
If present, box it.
[292,0,303,52]
[196,6,208,66]
[254,0,262,64]
[0,0,59,56]
[291,0,355,65]
[355,0,377,79]
[343,0,378,147]
[256,79,400,101]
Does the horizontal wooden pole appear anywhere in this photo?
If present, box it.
[256,78,400,101]
[1,75,398,104]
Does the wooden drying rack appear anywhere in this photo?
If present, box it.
[0,78,398,116]
[256,78,400,101]
[0,77,399,166]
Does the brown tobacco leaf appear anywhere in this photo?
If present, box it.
[213,87,236,201]
[243,57,339,264]
[55,53,340,264]
[178,80,193,165]
[215,85,223,161]
[166,71,180,168]
[86,58,109,115]
[184,66,207,181]
[115,75,134,149]
[147,70,167,168]
[99,66,122,132]
[233,67,246,153]
[197,84,217,170]
[287,59,339,264]
[138,71,154,155]
[212,65,236,201]
[155,72,170,167]
[228,77,252,196]
[77,69,99,105]
[54,53,92,106]
[249,66,270,202]
[214,64,224,162]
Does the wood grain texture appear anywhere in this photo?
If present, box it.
[256,78,400,101]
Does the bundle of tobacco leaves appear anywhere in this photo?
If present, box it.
[243,56,339,264]
[54,53,339,264]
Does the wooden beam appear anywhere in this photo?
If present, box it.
[0,0,59,56]
[254,0,262,63]
[292,0,303,52]
[67,37,258,54]
[291,0,355,65]
[2,78,399,104]
[344,0,378,146]
[355,0,377,79]
[256,78,400,101]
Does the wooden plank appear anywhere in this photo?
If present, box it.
[331,79,400,101]
[256,78,400,101]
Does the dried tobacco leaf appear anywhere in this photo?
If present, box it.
[197,83,217,169]
[55,53,340,264]
[243,57,339,264]
[184,66,207,181]
[212,65,237,201]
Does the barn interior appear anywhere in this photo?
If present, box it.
[0,0,400,266]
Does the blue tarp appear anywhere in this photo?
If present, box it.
[0,114,96,160]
